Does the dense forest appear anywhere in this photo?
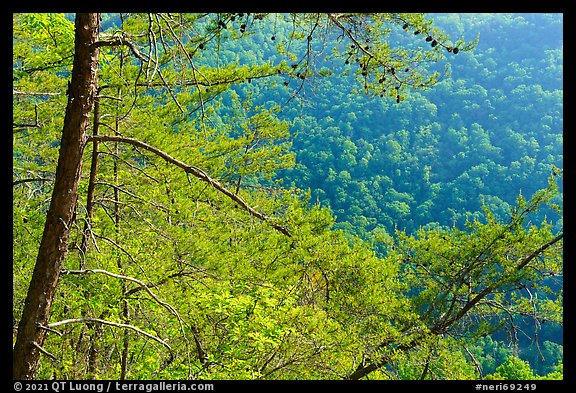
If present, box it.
[13,13,562,381]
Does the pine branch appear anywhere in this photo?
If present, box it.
[347,232,563,380]
[438,232,563,333]
[61,268,204,365]
[87,134,292,237]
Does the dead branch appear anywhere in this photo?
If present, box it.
[47,318,172,351]
[31,341,59,362]
[61,268,178,317]
[13,90,61,96]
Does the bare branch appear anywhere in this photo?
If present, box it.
[92,34,147,61]
[36,324,63,337]
[47,318,172,351]
[13,90,61,97]
[13,177,53,186]
[61,268,202,365]
[31,341,59,362]
[61,268,177,317]
[462,344,483,378]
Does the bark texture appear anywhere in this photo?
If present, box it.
[13,13,100,379]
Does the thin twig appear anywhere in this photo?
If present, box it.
[31,341,60,362]
[13,177,53,186]
[47,318,172,351]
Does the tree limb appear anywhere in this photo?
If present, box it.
[87,134,292,237]
[347,232,563,380]
[13,177,53,186]
[515,233,563,271]
[47,318,172,351]
[62,268,177,314]
[13,90,61,96]
[435,232,563,334]
[91,34,146,61]
[61,268,204,365]
[31,341,59,362]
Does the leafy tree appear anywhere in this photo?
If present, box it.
[346,174,562,379]
[489,355,535,380]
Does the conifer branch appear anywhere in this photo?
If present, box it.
[87,134,292,237]
[348,232,563,380]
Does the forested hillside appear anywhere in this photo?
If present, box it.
[13,13,562,381]
[274,13,563,240]
[226,12,565,377]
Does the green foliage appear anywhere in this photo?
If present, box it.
[539,362,563,380]
[13,12,561,380]
[488,356,535,380]
[392,338,477,380]
[279,13,562,239]
[13,13,75,77]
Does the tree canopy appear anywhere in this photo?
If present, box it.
[13,12,562,381]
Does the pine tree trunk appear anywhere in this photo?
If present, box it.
[13,13,100,380]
